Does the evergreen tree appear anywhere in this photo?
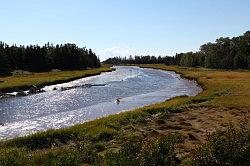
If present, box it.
[0,41,101,74]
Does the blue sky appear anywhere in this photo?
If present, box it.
[0,0,250,60]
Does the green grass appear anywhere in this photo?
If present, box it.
[0,64,249,165]
[0,67,113,92]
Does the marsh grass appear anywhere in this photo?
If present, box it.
[0,67,113,92]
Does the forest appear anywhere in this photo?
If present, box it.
[1,30,249,76]
[104,31,250,69]
[0,42,100,76]
[103,55,181,65]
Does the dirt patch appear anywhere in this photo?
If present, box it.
[134,106,249,158]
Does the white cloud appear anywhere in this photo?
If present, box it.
[96,46,138,61]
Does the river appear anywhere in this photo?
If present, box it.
[0,66,201,139]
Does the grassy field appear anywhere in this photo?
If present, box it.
[0,64,249,165]
[0,67,113,93]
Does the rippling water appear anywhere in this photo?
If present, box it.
[0,66,201,139]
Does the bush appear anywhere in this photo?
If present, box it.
[96,130,116,142]
[104,136,143,166]
[192,125,250,166]
[139,136,181,166]
[104,135,183,166]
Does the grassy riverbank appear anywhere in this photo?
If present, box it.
[0,67,113,93]
[0,64,249,165]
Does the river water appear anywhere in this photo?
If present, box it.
[0,66,201,139]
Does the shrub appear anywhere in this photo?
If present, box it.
[96,130,115,142]
[139,135,182,166]
[104,134,183,166]
[104,136,143,166]
[192,124,250,166]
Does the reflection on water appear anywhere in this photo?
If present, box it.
[0,66,201,139]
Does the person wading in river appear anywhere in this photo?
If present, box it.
[116,98,121,104]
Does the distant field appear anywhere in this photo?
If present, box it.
[0,64,249,165]
[0,67,113,92]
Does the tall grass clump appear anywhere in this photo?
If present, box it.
[0,148,28,166]
[6,129,77,150]
[31,141,102,166]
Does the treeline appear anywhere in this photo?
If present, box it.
[179,31,250,69]
[0,42,100,75]
[103,55,182,65]
[104,31,250,69]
